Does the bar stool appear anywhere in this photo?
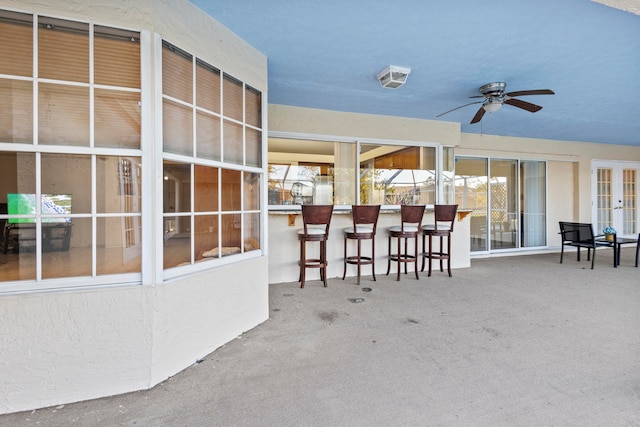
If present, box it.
[421,204,458,277]
[297,205,334,288]
[342,205,381,286]
[386,204,426,280]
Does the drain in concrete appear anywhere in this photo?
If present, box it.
[361,287,372,292]
[349,298,365,303]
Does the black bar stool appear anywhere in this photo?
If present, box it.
[342,205,380,286]
[297,205,333,288]
[421,204,458,277]
[386,204,425,280]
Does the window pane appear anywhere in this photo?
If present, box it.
[163,99,193,155]
[196,111,221,160]
[0,11,33,76]
[244,212,260,252]
[163,161,191,213]
[194,165,218,212]
[96,156,142,214]
[94,26,140,88]
[521,161,547,247]
[221,169,241,211]
[490,159,517,249]
[223,74,242,121]
[221,213,241,250]
[245,85,261,128]
[39,83,89,146]
[333,142,356,205]
[0,79,33,143]
[622,169,637,235]
[244,172,260,211]
[455,157,488,252]
[362,145,435,205]
[163,215,191,268]
[195,214,218,261]
[223,119,243,164]
[42,217,91,279]
[196,59,220,113]
[41,153,91,214]
[267,139,334,206]
[96,216,141,275]
[0,152,36,282]
[0,152,36,198]
[95,89,141,148]
[162,42,192,103]
[442,147,455,204]
[38,17,89,83]
[246,127,261,167]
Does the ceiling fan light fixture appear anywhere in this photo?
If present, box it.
[483,102,502,113]
[376,65,411,89]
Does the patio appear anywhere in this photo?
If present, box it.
[2,249,639,426]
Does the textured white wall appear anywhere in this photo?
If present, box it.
[0,0,269,414]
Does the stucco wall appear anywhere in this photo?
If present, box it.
[269,104,461,146]
[0,0,269,414]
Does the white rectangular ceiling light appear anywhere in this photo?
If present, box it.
[377,65,411,89]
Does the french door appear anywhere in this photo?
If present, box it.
[592,161,640,237]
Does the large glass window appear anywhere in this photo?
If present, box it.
[268,138,437,206]
[161,41,262,272]
[0,11,142,287]
[455,156,546,252]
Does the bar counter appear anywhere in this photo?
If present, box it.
[268,207,471,284]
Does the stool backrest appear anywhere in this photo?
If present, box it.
[400,204,426,232]
[352,205,381,233]
[301,205,334,235]
[434,204,458,232]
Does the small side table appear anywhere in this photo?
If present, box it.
[597,234,640,267]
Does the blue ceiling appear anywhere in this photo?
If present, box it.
[190,0,640,146]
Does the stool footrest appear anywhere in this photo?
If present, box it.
[389,254,417,262]
[345,255,373,265]
[300,258,326,268]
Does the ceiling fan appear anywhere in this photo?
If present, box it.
[437,82,554,124]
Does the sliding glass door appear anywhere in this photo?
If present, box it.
[456,156,546,252]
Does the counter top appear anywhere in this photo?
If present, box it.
[268,207,473,221]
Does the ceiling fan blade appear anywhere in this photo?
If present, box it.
[436,101,482,117]
[504,89,554,97]
[504,98,543,112]
[470,106,486,124]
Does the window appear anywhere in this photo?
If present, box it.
[0,11,142,287]
[161,41,262,272]
[268,138,438,206]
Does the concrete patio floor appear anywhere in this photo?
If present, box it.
[1,249,639,426]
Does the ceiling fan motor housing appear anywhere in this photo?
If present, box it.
[479,82,506,96]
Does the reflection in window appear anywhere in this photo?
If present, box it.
[361,145,435,205]
[161,40,263,271]
[455,156,547,252]
[455,157,488,252]
[268,139,437,206]
[0,152,142,281]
